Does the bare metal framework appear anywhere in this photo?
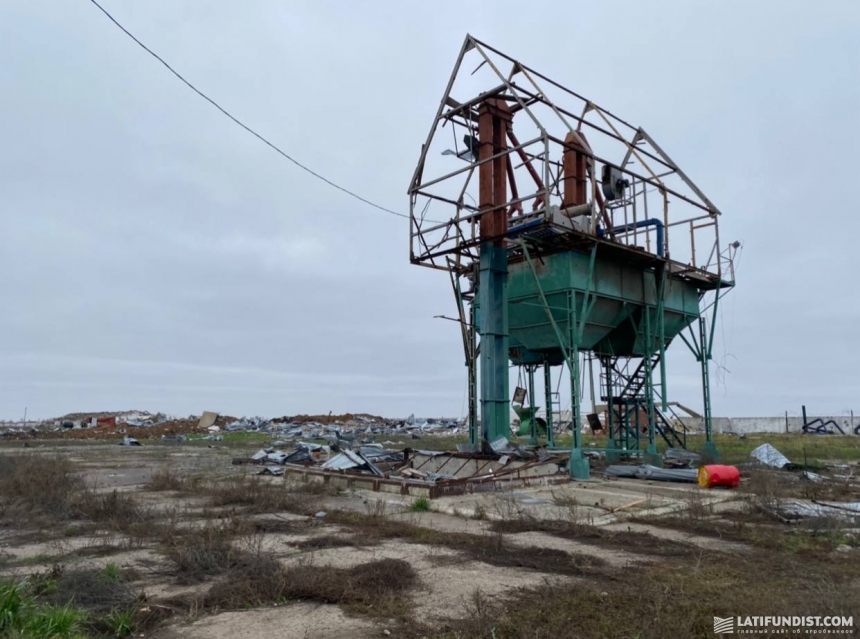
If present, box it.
[409,35,736,286]
[409,36,738,460]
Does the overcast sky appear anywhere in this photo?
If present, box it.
[1,1,858,421]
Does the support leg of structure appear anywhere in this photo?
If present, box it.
[468,303,478,446]
[527,365,537,445]
[602,357,621,464]
[478,242,510,442]
[543,360,555,447]
[698,314,720,462]
[568,292,589,480]
[642,310,663,467]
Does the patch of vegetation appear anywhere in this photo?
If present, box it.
[0,455,84,520]
[100,563,121,584]
[410,497,432,513]
[419,550,860,639]
[218,431,272,444]
[103,609,134,638]
[0,571,145,639]
[0,455,154,540]
[24,603,86,639]
[200,554,417,620]
[489,516,702,558]
[291,534,377,550]
[692,433,860,466]
[203,552,288,609]
[633,467,859,555]
[77,490,154,538]
[145,468,193,492]
[248,517,307,535]
[32,566,139,615]
[286,558,417,619]
[0,580,27,633]
[163,522,247,583]
[202,475,319,514]
[326,511,604,575]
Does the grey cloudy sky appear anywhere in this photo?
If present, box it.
[1,1,858,421]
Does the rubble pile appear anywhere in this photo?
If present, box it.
[235,434,568,493]
[0,410,466,442]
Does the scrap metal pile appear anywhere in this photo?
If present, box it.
[0,410,467,441]
[237,435,570,497]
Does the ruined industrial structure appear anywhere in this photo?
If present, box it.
[409,35,738,477]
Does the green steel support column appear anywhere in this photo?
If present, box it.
[478,242,510,442]
[643,309,661,466]
[468,303,478,446]
[631,400,638,451]
[699,311,720,461]
[527,365,537,445]
[543,360,554,447]
[603,357,621,463]
[567,290,589,479]
[656,264,668,411]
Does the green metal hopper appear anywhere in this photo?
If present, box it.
[507,248,701,365]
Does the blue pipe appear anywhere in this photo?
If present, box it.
[598,218,664,257]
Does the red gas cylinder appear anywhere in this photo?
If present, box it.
[698,464,740,489]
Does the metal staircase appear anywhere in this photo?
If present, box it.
[599,353,689,451]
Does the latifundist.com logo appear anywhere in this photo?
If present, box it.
[714,616,854,635]
[714,617,735,633]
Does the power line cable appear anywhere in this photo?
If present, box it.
[87,0,411,220]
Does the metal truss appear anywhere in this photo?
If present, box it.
[408,34,734,287]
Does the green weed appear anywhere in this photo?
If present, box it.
[410,497,432,513]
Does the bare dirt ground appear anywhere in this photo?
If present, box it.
[1,437,858,639]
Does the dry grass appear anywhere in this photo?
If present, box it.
[201,556,417,620]
[77,489,154,536]
[633,467,860,555]
[281,558,416,619]
[419,550,860,639]
[489,515,702,558]
[291,534,377,550]
[0,455,84,520]
[160,517,285,583]
[0,454,155,541]
[146,467,196,492]
[326,510,604,575]
[204,552,288,609]
[200,474,325,514]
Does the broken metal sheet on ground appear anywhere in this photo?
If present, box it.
[322,450,384,476]
[265,451,289,464]
[750,443,791,469]
[321,449,364,470]
[359,447,404,463]
[197,411,218,430]
[490,436,513,454]
[664,448,701,466]
[604,465,698,483]
[282,448,313,465]
[256,466,285,476]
